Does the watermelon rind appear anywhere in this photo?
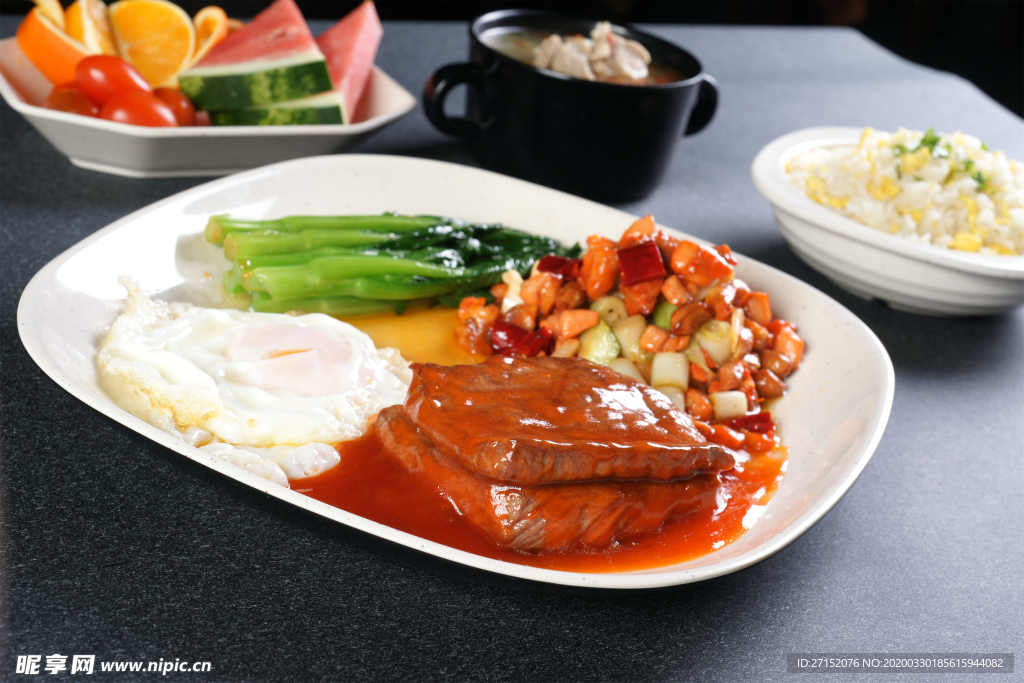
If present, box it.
[179,54,333,111]
[210,90,348,126]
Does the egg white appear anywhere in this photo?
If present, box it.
[97,277,412,486]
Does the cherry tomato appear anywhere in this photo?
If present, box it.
[100,92,178,127]
[193,110,211,127]
[43,83,100,117]
[76,55,152,105]
[154,87,196,126]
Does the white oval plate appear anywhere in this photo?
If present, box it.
[751,126,1024,316]
[17,154,894,589]
[0,37,416,178]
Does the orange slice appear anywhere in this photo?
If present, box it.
[108,0,195,87]
[32,0,66,31]
[189,6,228,67]
[226,18,244,36]
[16,8,91,85]
[65,0,118,56]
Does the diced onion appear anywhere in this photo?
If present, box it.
[612,314,650,363]
[609,357,646,383]
[651,352,689,389]
[685,335,710,374]
[709,391,747,420]
[654,385,687,410]
[728,307,745,356]
[501,270,524,313]
[696,319,731,367]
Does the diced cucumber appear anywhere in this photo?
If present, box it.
[590,296,628,326]
[579,320,621,366]
[652,300,677,330]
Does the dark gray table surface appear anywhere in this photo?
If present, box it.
[2,16,1022,683]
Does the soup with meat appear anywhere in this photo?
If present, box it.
[482,23,687,85]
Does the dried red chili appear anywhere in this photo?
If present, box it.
[616,241,668,286]
[536,254,583,281]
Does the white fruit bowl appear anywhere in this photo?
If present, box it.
[0,37,416,178]
[751,127,1024,316]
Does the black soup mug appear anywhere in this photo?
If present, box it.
[423,10,718,203]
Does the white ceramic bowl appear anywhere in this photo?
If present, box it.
[0,37,416,178]
[751,126,1024,316]
[18,154,894,589]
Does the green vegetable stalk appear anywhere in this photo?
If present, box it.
[206,213,444,244]
[206,212,578,316]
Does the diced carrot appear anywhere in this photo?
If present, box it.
[705,282,736,320]
[661,274,691,306]
[520,271,561,316]
[744,431,776,453]
[692,419,714,440]
[618,214,656,248]
[708,424,745,450]
[456,296,487,322]
[731,278,751,306]
[766,319,797,336]
[744,291,772,325]
[686,389,714,422]
[689,362,709,385]
[670,240,734,286]
[714,244,738,266]
[654,229,680,263]
[640,324,669,353]
[540,308,600,340]
[490,282,508,306]
[579,242,619,300]
[621,278,663,316]
[587,235,618,249]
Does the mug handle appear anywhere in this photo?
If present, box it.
[683,74,718,136]
[423,62,484,139]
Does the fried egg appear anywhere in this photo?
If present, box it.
[97,277,412,487]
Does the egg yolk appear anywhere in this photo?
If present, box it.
[221,322,357,397]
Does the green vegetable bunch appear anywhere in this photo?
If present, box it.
[206,213,579,317]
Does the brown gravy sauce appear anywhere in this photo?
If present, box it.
[296,428,786,573]
[294,309,788,573]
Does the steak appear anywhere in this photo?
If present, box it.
[404,355,734,485]
[376,406,720,552]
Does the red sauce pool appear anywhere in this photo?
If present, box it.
[293,429,787,573]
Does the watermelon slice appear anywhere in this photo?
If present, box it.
[316,0,383,119]
[210,91,345,126]
[179,0,332,112]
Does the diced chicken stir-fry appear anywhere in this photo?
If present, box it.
[455,214,806,456]
[532,21,652,83]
